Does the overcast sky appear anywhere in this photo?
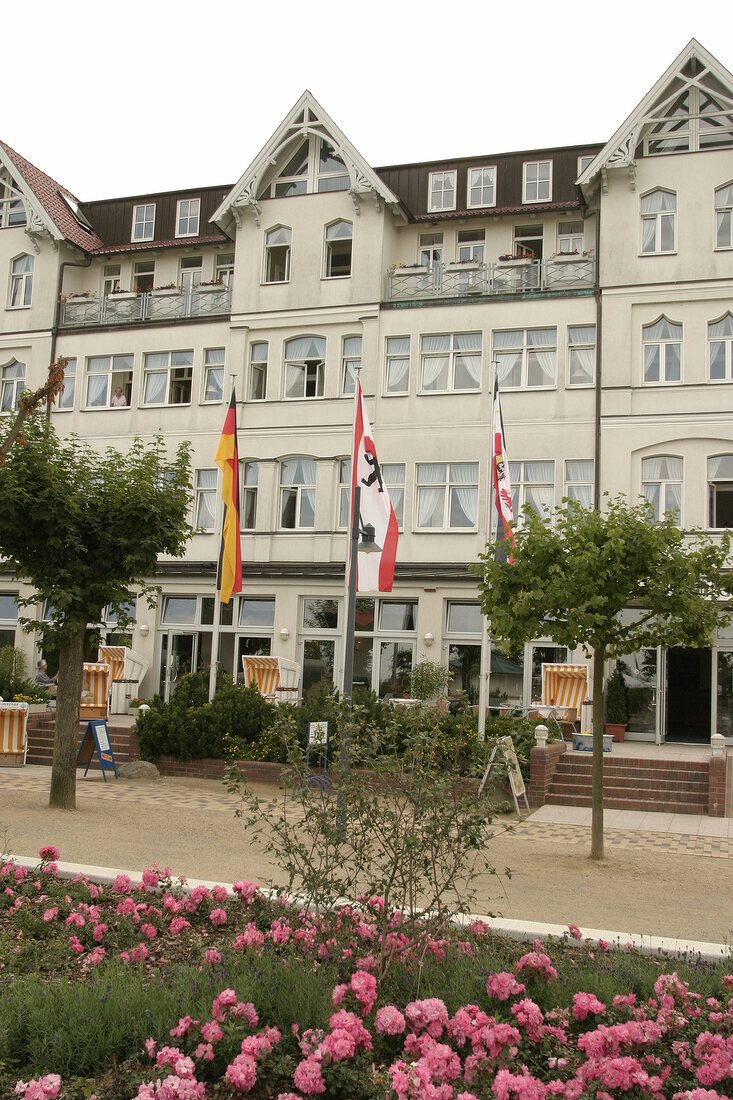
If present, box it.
[7,1,731,201]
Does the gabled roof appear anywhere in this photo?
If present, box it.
[0,140,104,251]
[212,91,403,233]
[578,39,733,194]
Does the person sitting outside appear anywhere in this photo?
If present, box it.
[35,659,58,697]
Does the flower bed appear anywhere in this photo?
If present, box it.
[2,849,732,1099]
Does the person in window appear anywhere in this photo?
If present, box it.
[110,387,127,407]
[35,659,57,696]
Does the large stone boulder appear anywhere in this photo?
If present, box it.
[118,760,160,781]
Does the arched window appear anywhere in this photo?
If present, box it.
[708,455,733,528]
[640,190,676,253]
[284,336,325,399]
[709,313,733,380]
[9,254,33,307]
[325,220,352,278]
[642,456,683,524]
[264,226,291,283]
[0,359,25,409]
[642,317,682,383]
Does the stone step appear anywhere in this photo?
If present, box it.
[551,772,708,794]
[544,752,710,814]
[544,791,708,813]
[25,719,137,767]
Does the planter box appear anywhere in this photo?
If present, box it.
[572,732,612,753]
[605,722,626,742]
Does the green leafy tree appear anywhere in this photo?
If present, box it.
[0,412,193,809]
[474,495,731,859]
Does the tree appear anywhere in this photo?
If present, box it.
[0,357,68,461]
[474,496,731,859]
[0,412,193,809]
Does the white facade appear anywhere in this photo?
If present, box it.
[2,42,733,743]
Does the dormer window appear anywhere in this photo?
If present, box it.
[264,137,350,198]
[467,167,495,209]
[428,171,456,212]
[132,203,155,242]
[523,161,552,203]
[176,198,200,237]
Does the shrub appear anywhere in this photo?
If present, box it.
[483,713,557,781]
[0,646,47,703]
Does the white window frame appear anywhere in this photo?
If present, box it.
[385,336,410,395]
[494,328,557,390]
[708,455,733,529]
[640,189,676,254]
[577,155,594,177]
[457,228,485,263]
[642,318,682,384]
[567,325,596,387]
[564,459,594,509]
[709,313,733,381]
[383,463,405,529]
[249,341,268,401]
[415,461,479,530]
[324,220,353,278]
[142,350,193,406]
[203,348,225,403]
[8,253,33,308]
[264,225,291,283]
[0,590,18,649]
[715,183,733,250]
[643,456,683,525]
[215,253,235,288]
[0,360,25,410]
[419,332,482,393]
[56,357,77,411]
[428,171,456,212]
[280,457,317,530]
[267,135,350,198]
[133,260,155,292]
[338,458,351,529]
[102,263,122,296]
[176,198,200,238]
[509,460,555,524]
[467,167,496,209]
[341,335,361,394]
[557,221,584,254]
[523,160,552,203]
[241,461,258,530]
[131,203,155,243]
[284,336,325,400]
[85,354,133,409]
[194,468,217,532]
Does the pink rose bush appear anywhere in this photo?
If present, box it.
[4,852,733,1099]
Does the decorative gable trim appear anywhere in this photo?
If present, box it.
[212,91,404,233]
[578,39,733,196]
[0,146,60,248]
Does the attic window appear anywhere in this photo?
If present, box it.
[264,136,350,199]
[0,173,26,228]
[60,191,94,234]
[642,67,733,155]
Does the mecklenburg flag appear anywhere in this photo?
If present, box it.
[351,379,398,591]
[491,376,515,564]
[215,390,243,603]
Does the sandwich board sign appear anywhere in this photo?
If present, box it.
[478,734,529,817]
[76,720,118,781]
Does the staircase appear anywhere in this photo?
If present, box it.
[544,754,709,814]
[25,715,138,768]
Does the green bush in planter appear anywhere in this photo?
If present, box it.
[605,666,628,725]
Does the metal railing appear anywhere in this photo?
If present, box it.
[386,257,595,301]
[60,285,232,327]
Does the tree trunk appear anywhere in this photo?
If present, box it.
[590,646,606,860]
[49,623,86,810]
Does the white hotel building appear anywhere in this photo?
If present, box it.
[1,39,733,745]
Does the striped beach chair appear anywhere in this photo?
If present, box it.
[80,662,111,720]
[242,656,301,704]
[98,645,149,713]
[540,663,589,724]
[0,702,29,766]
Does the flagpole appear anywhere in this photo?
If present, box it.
[209,379,239,702]
[341,370,361,695]
[478,359,498,741]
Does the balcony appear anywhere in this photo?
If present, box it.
[60,284,232,327]
[386,256,595,302]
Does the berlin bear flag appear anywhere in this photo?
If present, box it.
[491,376,515,561]
[215,390,243,603]
[351,380,398,591]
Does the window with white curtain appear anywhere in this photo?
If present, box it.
[428,171,456,212]
[467,167,495,208]
[9,254,33,307]
[338,458,351,528]
[341,336,361,394]
[57,357,76,411]
[0,360,25,410]
[242,462,258,529]
[643,456,683,524]
[264,226,291,282]
[325,220,352,278]
[280,457,316,529]
[385,336,410,394]
[420,332,481,392]
[249,342,268,400]
[203,348,224,403]
[284,336,325,398]
[642,318,682,383]
[709,314,733,380]
[86,354,133,408]
[564,460,594,509]
[715,184,733,249]
[509,460,554,522]
[143,350,192,405]
[339,459,405,528]
[567,325,595,386]
[416,462,478,529]
[708,455,733,528]
[640,190,676,253]
[494,329,556,389]
[194,469,217,531]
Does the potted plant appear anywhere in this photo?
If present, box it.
[409,661,451,706]
[604,666,628,741]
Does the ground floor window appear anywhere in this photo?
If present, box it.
[445,601,482,705]
[0,591,18,649]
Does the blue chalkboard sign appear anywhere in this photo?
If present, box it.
[77,720,118,781]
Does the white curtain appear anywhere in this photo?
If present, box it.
[417,463,445,527]
[455,354,481,388]
[642,456,683,480]
[527,350,555,386]
[641,190,676,213]
[569,347,594,385]
[708,455,733,480]
[387,357,409,392]
[422,355,448,390]
[709,315,733,339]
[285,363,303,398]
[496,352,521,387]
[86,374,109,407]
[285,336,325,360]
[144,371,167,405]
[281,458,316,486]
[450,463,478,526]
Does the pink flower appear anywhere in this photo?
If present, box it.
[14,1073,62,1099]
[375,1005,406,1035]
[42,907,58,923]
[224,1052,257,1092]
[210,908,227,926]
[487,971,526,1001]
[515,951,559,983]
[233,880,260,904]
[568,923,582,940]
[92,923,108,942]
[111,874,132,895]
[38,846,60,862]
[405,998,449,1038]
[294,1056,326,1094]
[169,917,191,935]
[203,949,222,966]
[571,991,606,1021]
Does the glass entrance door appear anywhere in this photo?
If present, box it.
[715,650,733,740]
[618,649,659,741]
[159,632,197,701]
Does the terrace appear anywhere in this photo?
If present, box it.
[59,284,231,327]
[386,255,595,302]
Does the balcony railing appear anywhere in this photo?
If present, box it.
[386,256,595,301]
[60,285,232,327]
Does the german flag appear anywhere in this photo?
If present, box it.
[215,390,242,603]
